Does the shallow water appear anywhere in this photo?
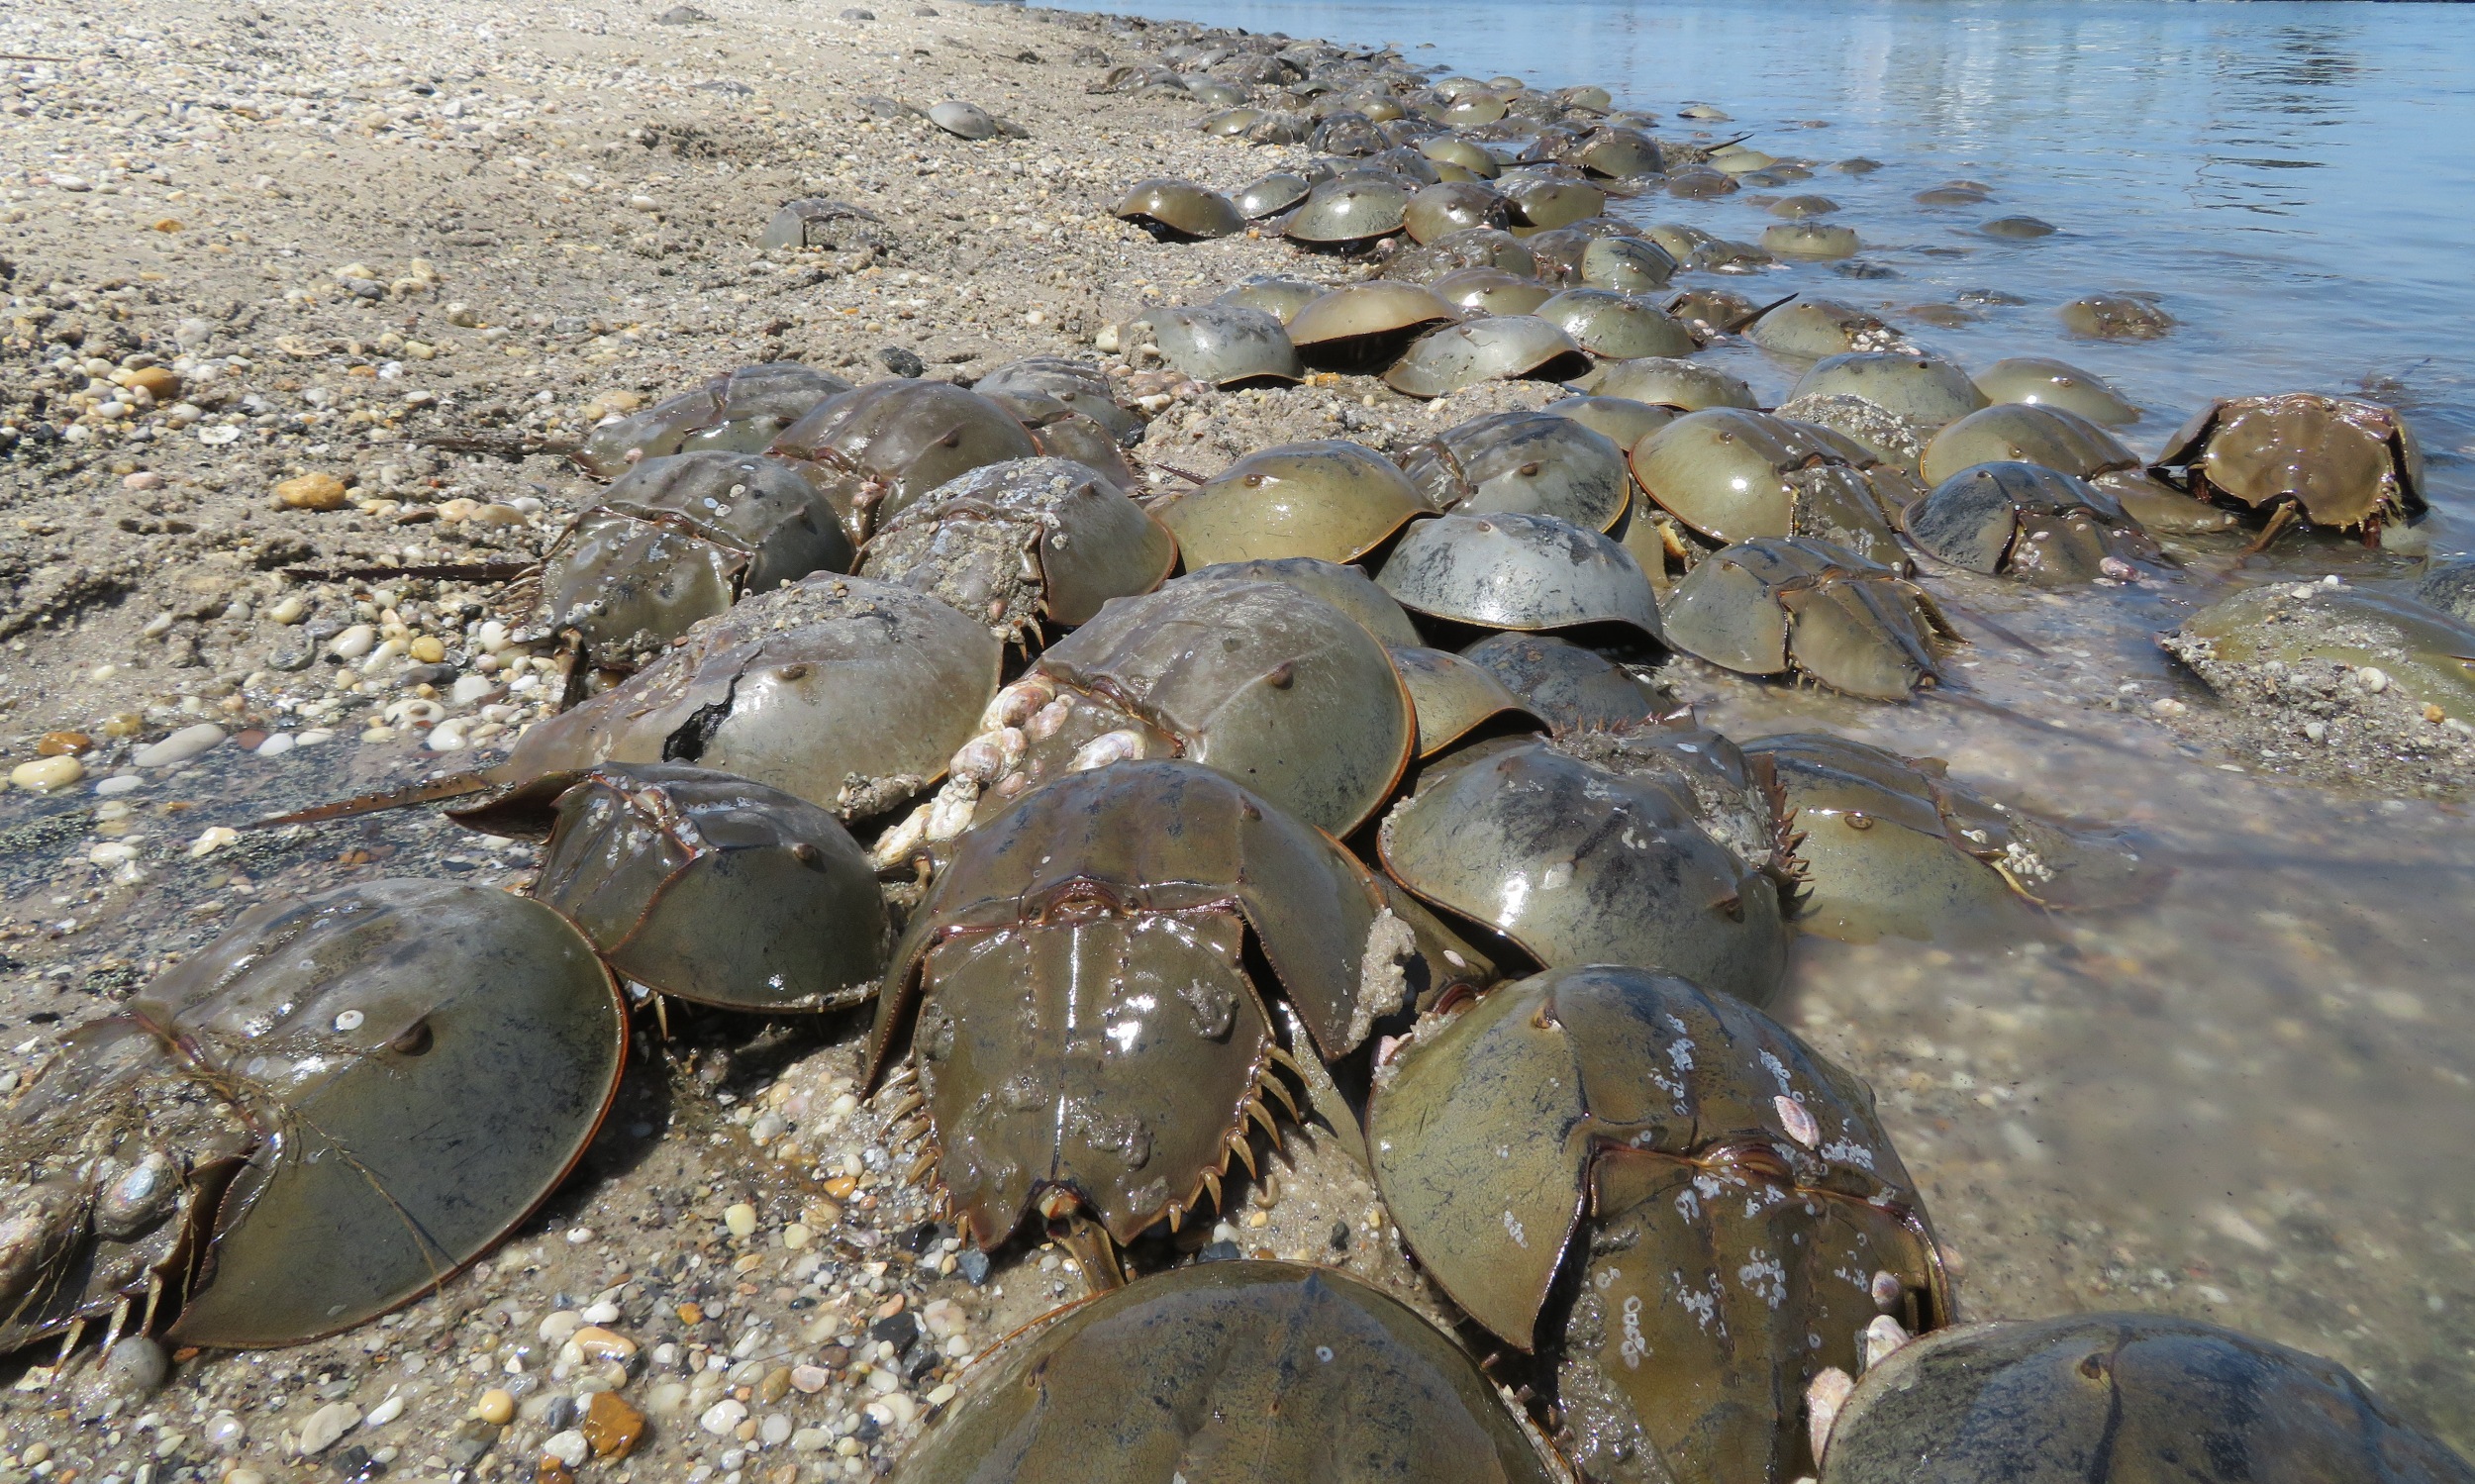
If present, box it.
[1054,0,2475,1440]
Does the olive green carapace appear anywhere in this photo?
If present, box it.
[1969,355,2141,425]
[0,882,625,1351]
[495,573,1002,822]
[768,378,1040,543]
[1457,631,1668,735]
[894,1261,1566,1484]
[1377,737,1789,1004]
[870,761,1481,1250]
[1820,1314,2475,1484]
[1192,556,1424,645]
[1158,441,1431,567]
[2168,584,2475,722]
[1788,352,1989,430]
[1378,511,1665,643]
[1370,966,1946,1484]
[1631,409,1907,569]
[1387,643,1543,755]
[2155,392,2425,534]
[1661,537,1953,701]
[1906,460,2161,585]
[533,763,890,1012]
[1403,411,1634,533]
[573,361,853,478]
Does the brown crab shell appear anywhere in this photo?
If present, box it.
[2154,392,2425,532]
[768,378,1040,544]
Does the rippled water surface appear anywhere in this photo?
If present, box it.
[1061,0,2475,1440]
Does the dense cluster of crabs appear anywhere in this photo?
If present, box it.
[7,19,2473,1484]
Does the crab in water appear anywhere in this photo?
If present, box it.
[2152,392,2425,546]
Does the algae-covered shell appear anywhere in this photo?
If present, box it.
[1382,227,1539,283]
[1383,317,1592,398]
[1541,394,1681,450]
[1400,409,1631,532]
[497,573,1002,820]
[1135,303,1305,386]
[158,882,622,1346]
[858,456,1178,640]
[1284,175,1411,246]
[1500,175,1606,230]
[1632,409,1908,569]
[2154,393,2424,532]
[1534,288,1695,359]
[1213,272,1328,324]
[1159,440,1430,566]
[1235,170,1313,219]
[1747,298,1912,360]
[1588,356,1759,412]
[1111,176,1244,240]
[2059,293,2175,340]
[2420,555,2475,625]
[2168,583,2475,723]
[1429,267,1554,318]
[1970,355,2139,425]
[1190,555,1423,645]
[1403,181,1510,243]
[576,362,854,478]
[1379,511,1663,643]
[1907,460,2157,584]
[1288,281,1459,368]
[971,354,1145,445]
[1763,221,1861,259]
[896,1260,1565,1484]
[1663,537,1949,701]
[544,450,854,664]
[1458,630,1666,733]
[532,763,889,1011]
[928,100,996,140]
[1372,964,1943,1484]
[1819,1314,2475,1484]
[1790,352,1989,428]
[769,378,1040,543]
[1389,643,1544,755]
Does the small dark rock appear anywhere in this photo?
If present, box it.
[1329,1220,1351,1250]
[870,1312,921,1349]
[400,662,456,687]
[443,1425,499,1468]
[854,1414,883,1443]
[819,1343,852,1368]
[1198,1239,1242,1262]
[878,346,926,378]
[955,1248,991,1285]
[1832,259,1900,279]
[331,1443,384,1480]
[541,1394,578,1432]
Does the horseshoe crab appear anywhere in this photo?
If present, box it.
[1923,402,2238,536]
[1662,538,1955,701]
[1212,272,1328,324]
[1389,643,1546,755]
[1542,394,1680,451]
[1814,1314,2473,1484]
[1746,299,1914,361]
[1111,178,1244,240]
[1500,175,1606,231]
[1458,631,1669,733]
[972,354,1146,447]
[1906,461,2159,584]
[1589,358,1760,413]
[856,457,1179,644]
[1420,135,1503,179]
[1377,734,1789,999]
[1384,317,1593,397]
[2059,293,2174,340]
[1130,304,1305,387]
[866,761,1483,1272]
[1382,227,1538,282]
[1764,222,1861,260]
[1284,176,1411,250]
[876,573,1418,860]
[575,362,854,478]
[1789,353,1988,430]
[0,881,623,1352]
[2153,393,2426,541]
[530,763,888,1011]
[541,449,856,670]
[1741,733,2154,945]
[1235,171,1313,219]
[1562,126,1665,180]
[894,1260,1564,1484]
[1631,410,1909,571]
[2419,553,2475,624]
[1371,964,1946,1484]
[1770,394,1930,476]
[1402,410,1632,532]
[1432,267,1556,318]
[1288,282,1460,370]
[1970,355,2139,426]
[1155,441,1430,567]
[768,378,1040,544]
[1191,555,1423,645]
[1403,181,1510,243]
[1535,289,1697,359]
[1378,512,1665,643]
[2162,581,2475,727]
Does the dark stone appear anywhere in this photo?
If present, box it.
[869,1312,920,1349]
[1198,1239,1242,1262]
[877,346,926,378]
[955,1248,991,1285]
[1329,1220,1351,1250]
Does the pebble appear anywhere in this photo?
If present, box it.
[188,825,240,858]
[256,733,297,757]
[276,471,350,510]
[539,1310,585,1344]
[544,1430,591,1469]
[364,1393,407,1428]
[95,774,145,797]
[11,755,85,792]
[268,593,310,625]
[330,624,377,660]
[583,1392,646,1460]
[789,1364,832,1395]
[298,1401,362,1454]
[227,1472,267,1484]
[476,1388,517,1425]
[134,722,227,767]
[410,636,448,663]
[98,1336,169,1398]
[724,1202,759,1237]
[571,1325,638,1361]
[37,731,93,755]
[759,1414,793,1446]
[699,1399,749,1436]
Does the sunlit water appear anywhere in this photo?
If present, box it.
[1047,0,2475,1441]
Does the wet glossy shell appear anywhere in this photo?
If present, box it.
[1763,222,1861,259]
[1385,227,1540,282]
[544,451,855,664]
[1379,512,1664,643]
[1662,538,1947,701]
[972,355,1145,445]
[1821,1314,2475,1484]
[1431,266,1554,318]
[1212,272,1327,324]
[857,457,1178,640]
[1908,461,2156,584]
[1567,126,1663,179]
[1389,644,1542,755]
[1401,410,1632,532]
[1135,304,1305,386]
[1633,410,1907,569]
[1579,236,1680,292]
[575,362,854,478]
[2059,293,2174,340]
[1542,394,1680,451]
[1970,355,2139,425]
[1159,441,1430,566]
[1420,135,1503,178]
[2419,555,2475,625]
[1112,177,1244,240]
[1747,299,1911,360]
[1384,317,1592,398]
[872,762,1446,1245]
[928,100,996,140]
[1378,742,1786,1002]
[1920,401,2137,489]
[1589,357,1760,412]
[1189,556,1423,645]
[1288,282,1459,368]
[1501,175,1606,230]
[1284,176,1410,246]
[1403,181,1510,243]
[1371,965,1941,1484]
[1742,733,2156,945]
[1038,576,1418,836]
[769,378,1040,543]
[132,881,623,1347]
[1534,289,1696,359]
[498,573,1002,820]
[2155,393,2424,531]
[1459,631,1665,733]
[1791,353,1988,429]
[2171,584,2475,721]
[1235,170,1313,219]
[533,764,887,1011]
[896,1261,1563,1484]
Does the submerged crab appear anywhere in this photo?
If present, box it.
[2153,392,2425,543]
[865,761,1485,1279]
[1904,460,2161,585]
[1372,964,1948,1484]
[1661,538,1957,701]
